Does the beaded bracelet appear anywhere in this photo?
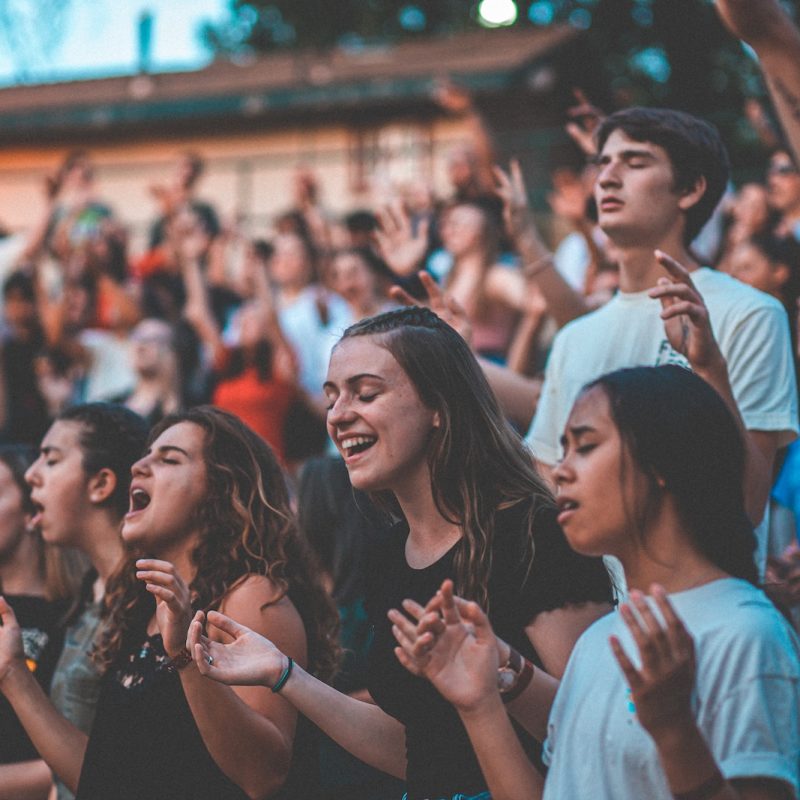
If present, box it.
[166,647,194,672]
[271,657,294,693]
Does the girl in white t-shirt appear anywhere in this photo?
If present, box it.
[392,364,800,800]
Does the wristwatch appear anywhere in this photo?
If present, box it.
[497,645,534,703]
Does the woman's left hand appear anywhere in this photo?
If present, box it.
[610,585,696,740]
[136,559,193,658]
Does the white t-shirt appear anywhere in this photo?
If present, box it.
[543,578,800,800]
[279,285,354,398]
[526,268,798,573]
[553,230,591,291]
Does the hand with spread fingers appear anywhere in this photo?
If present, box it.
[374,201,430,278]
[187,609,288,688]
[565,88,605,158]
[136,559,194,659]
[388,271,473,345]
[0,597,26,688]
[389,579,500,713]
[493,160,539,247]
[610,585,697,739]
[648,250,724,373]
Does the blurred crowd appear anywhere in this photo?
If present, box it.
[0,1,800,797]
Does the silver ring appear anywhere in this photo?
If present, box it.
[206,655,214,666]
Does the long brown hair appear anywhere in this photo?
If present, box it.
[94,406,339,679]
[339,307,553,609]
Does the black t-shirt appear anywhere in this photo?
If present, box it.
[76,631,249,800]
[0,595,65,764]
[366,500,613,800]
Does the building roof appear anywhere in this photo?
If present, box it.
[0,25,578,142]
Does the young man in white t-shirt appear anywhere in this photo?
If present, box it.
[523,108,797,569]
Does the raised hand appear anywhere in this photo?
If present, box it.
[188,609,287,688]
[432,79,474,115]
[493,160,538,246]
[0,597,26,688]
[390,580,500,713]
[374,202,430,277]
[648,250,723,372]
[565,88,605,158]
[714,0,788,47]
[388,271,473,345]
[136,559,193,659]
[610,586,696,739]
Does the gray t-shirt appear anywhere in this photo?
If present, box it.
[49,601,103,800]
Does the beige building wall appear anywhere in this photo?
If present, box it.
[0,116,470,254]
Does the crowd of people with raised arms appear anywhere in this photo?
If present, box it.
[0,0,797,798]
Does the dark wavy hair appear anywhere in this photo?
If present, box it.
[338,307,553,609]
[585,365,757,585]
[57,403,149,518]
[94,406,339,679]
[597,107,729,244]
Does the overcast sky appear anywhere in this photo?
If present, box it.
[0,0,228,86]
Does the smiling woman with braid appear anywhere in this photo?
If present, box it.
[186,307,613,800]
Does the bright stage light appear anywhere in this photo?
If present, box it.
[478,0,518,28]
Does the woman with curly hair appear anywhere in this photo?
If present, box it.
[0,406,338,800]
[187,307,613,800]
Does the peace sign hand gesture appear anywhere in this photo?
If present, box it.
[648,250,724,373]
[610,586,696,740]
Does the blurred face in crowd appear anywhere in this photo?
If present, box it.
[131,319,175,378]
[3,289,36,334]
[732,183,769,232]
[269,233,311,289]
[26,421,93,547]
[440,204,485,258]
[238,303,266,348]
[727,241,789,299]
[329,252,377,311]
[553,386,650,561]
[594,129,698,248]
[324,335,438,495]
[0,461,30,564]
[767,150,800,216]
[447,145,477,192]
[124,421,207,554]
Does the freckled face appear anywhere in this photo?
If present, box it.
[324,336,439,494]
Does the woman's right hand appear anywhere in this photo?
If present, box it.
[390,580,500,714]
[0,597,26,689]
[188,610,288,688]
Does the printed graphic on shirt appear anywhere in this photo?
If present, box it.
[654,339,691,370]
[21,626,50,673]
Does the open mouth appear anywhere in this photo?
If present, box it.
[341,436,377,459]
[556,498,579,521]
[129,488,151,513]
[30,501,44,528]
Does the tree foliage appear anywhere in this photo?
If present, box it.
[202,0,792,170]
